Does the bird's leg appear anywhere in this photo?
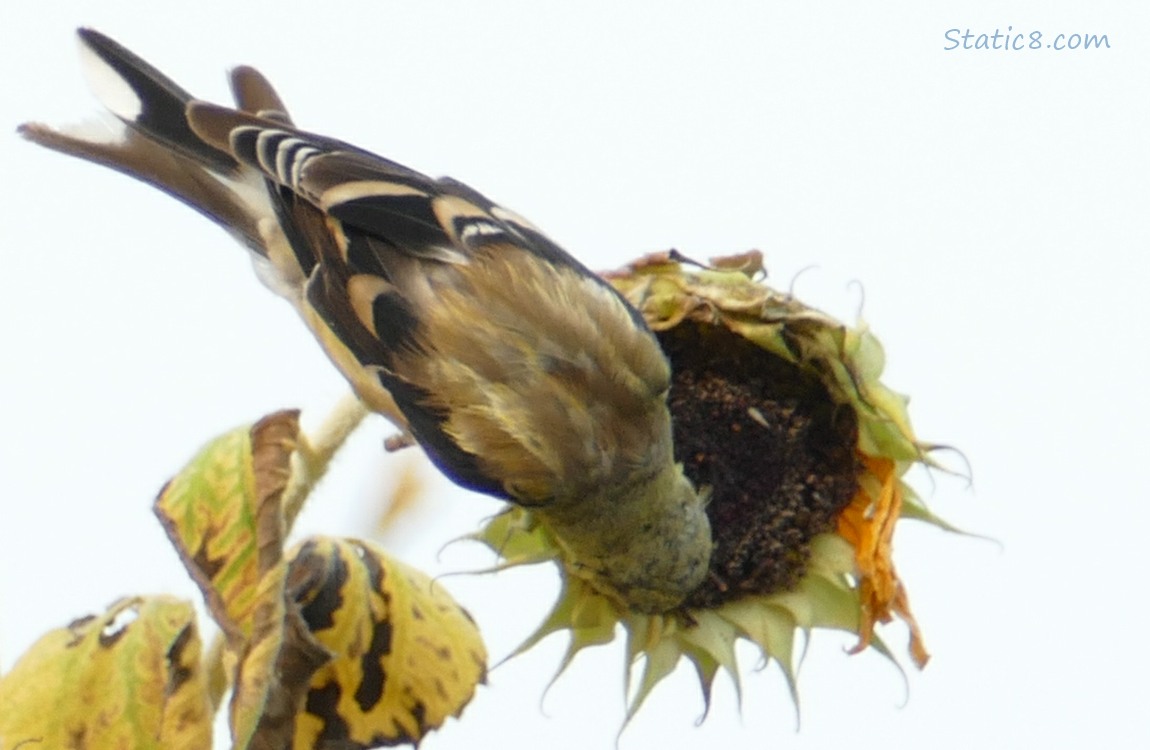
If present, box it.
[384,432,417,452]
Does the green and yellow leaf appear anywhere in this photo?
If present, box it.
[0,596,211,750]
[154,409,300,644]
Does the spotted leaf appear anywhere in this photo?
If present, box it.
[288,537,487,748]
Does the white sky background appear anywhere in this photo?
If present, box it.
[2,1,1148,748]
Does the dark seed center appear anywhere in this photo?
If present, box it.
[659,323,860,610]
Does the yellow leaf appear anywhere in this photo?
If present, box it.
[0,596,211,750]
[289,537,487,748]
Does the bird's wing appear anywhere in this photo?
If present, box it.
[188,104,674,504]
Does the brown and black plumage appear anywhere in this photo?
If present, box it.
[20,29,711,611]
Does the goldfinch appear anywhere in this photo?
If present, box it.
[20,29,711,612]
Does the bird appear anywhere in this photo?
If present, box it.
[20,28,712,612]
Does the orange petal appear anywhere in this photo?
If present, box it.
[837,455,930,668]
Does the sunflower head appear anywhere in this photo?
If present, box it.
[475,250,955,719]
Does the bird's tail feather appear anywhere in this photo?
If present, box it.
[18,28,280,253]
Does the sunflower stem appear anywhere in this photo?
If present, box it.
[282,393,370,533]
